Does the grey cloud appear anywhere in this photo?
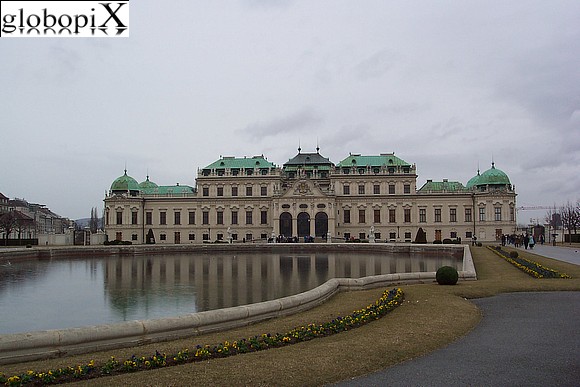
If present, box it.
[355,49,397,80]
[240,108,324,139]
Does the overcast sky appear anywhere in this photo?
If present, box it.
[1,0,578,223]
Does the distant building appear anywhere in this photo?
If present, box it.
[0,197,71,242]
[103,149,517,244]
[0,192,8,214]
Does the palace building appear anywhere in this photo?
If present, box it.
[104,148,516,244]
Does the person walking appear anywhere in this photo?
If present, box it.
[523,234,530,249]
[529,235,535,249]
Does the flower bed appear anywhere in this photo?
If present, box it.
[0,288,404,386]
[487,246,571,279]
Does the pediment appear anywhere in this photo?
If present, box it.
[280,179,327,198]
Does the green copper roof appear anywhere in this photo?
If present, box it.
[477,163,511,186]
[336,154,410,167]
[139,176,159,190]
[141,184,195,195]
[466,172,481,188]
[203,156,276,170]
[111,171,140,192]
[418,180,467,193]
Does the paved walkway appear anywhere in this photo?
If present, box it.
[334,246,580,387]
[514,243,580,265]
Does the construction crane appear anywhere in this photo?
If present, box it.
[516,206,554,211]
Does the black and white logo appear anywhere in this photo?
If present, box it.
[1,1,130,37]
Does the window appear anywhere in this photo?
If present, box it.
[510,207,515,221]
[217,187,223,197]
[404,232,412,240]
[188,211,195,225]
[188,233,195,241]
[358,184,365,194]
[131,234,137,241]
[343,184,350,195]
[202,211,209,225]
[261,186,267,196]
[159,211,166,225]
[231,210,238,225]
[231,186,238,196]
[217,211,223,225]
[246,210,253,225]
[404,208,411,223]
[344,232,351,240]
[146,211,152,225]
[450,208,457,223]
[174,211,181,225]
[450,231,457,239]
[160,233,166,241]
[465,208,472,223]
[374,209,380,223]
[344,209,351,224]
[466,231,472,238]
[131,211,138,225]
[202,187,209,196]
[359,232,366,240]
[434,208,442,223]
[389,184,395,194]
[373,184,380,194]
[495,207,502,221]
[404,184,410,194]
[217,233,223,241]
[245,233,253,241]
[389,232,396,240]
[202,233,210,241]
[246,186,253,196]
[479,207,486,221]
[358,209,365,223]
[389,209,396,223]
[116,211,123,225]
[419,208,426,223]
[261,210,267,225]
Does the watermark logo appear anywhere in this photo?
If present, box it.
[1,1,129,37]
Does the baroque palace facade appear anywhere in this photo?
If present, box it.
[104,148,517,244]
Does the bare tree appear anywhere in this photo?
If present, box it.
[0,210,34,245]
[14,213,34,244]
[0,211,17,246]
[559,201,580,244]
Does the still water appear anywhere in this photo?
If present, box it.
[0,251,460,334]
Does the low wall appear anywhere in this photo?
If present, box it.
[0,245,475,365]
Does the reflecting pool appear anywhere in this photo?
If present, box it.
[0,251,460,334]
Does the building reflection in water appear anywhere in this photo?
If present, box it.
[104,252,460,319]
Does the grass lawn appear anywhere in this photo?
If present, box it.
[2,245,579,386]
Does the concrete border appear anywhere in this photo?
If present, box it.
[0,244,475,365]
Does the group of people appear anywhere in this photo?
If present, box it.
[501,233,544,249]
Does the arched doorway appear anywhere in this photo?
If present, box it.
[315,212,328,237]
[279,212,292,237]
[297,212,311,237]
